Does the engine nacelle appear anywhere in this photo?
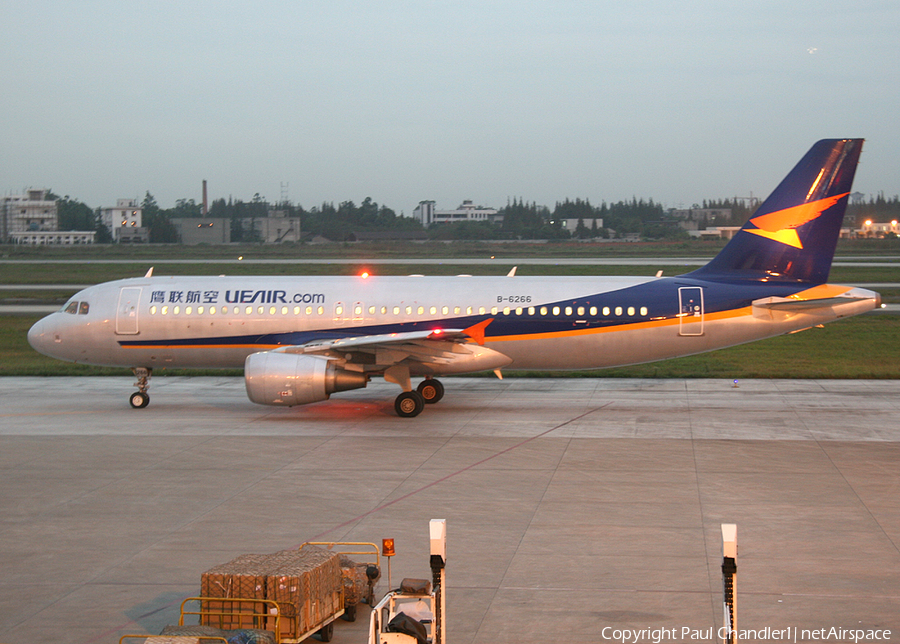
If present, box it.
[244,352,369,406]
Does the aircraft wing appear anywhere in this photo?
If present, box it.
[269,318,509,372]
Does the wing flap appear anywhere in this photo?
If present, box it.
[269,320,509,373]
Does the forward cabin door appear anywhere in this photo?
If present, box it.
[678,287,704,336]
[116,287,142,335]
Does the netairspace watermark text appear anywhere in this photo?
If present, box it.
[600,626,892,643]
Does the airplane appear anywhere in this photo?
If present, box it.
[27,139,881,418]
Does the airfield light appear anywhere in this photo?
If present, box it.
[238,256,243,260]
[893,220,898,227]
[361,271,369,279]
[865,219,873,226]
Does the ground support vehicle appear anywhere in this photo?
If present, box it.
[368,579,435,644]
[368,520,446,644]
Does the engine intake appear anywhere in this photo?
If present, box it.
[245,352,368,406]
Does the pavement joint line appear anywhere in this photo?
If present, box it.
[302,402,615,544]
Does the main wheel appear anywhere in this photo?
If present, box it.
[417,379,444,404]
[317,621,334,642]
[129,391,149,409]
[394,391,425,417]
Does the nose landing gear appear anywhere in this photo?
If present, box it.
[130,367,152,408]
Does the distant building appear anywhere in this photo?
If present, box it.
[171,218,231,245]
[857,219,900,238]
[687,227,742,240]
[241,211,301,243]
[669,207,732,232]
[100,198,148,243]
[10,230,95,245]
[1,189,58,241]
[559,218,603,234]
[413,200,501,226]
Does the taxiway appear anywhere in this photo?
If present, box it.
[1,377,898,643]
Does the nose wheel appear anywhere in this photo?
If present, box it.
[130,367,152,409]
[130,391,150,408]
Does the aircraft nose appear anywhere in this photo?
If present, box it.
[27,318,49,355]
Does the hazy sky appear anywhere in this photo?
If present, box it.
[2,0,897,213]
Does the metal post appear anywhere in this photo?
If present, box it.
[430,519,447,644]
[722,524,737,644]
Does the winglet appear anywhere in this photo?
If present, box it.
[144,267,154,278]
[463,318,494,345]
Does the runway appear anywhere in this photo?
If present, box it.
[1,376,899,643]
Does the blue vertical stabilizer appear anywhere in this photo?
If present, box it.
[689,139,863,284]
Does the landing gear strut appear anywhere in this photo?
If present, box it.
[130,367,151,409]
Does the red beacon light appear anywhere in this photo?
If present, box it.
[360,271,370,279]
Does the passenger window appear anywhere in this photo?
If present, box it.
[540,307,548,315]
[565,306,572,316]
[590,306,597,316]
[615,306,622,316]
[79,302,90,315]
[640,307,648,316]
[65,301,78,314]
[173,306,180,315]
[627,306,635,316]
[552,306,560,316]
[603,307,610,316]
[577,307,584,316]
[528,307,535,315]
[393,306,400,315]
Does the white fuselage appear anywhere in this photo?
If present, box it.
[27,274,880,374]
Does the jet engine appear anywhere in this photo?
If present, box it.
[244,352,369,406]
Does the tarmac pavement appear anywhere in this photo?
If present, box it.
[1,376,899,644]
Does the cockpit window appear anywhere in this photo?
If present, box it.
[64,301,78,315]
[79,302,90,315]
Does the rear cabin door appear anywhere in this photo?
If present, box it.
[116,287,142,335]
[678,287,704,336]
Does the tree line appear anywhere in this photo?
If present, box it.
[50,190,900,243]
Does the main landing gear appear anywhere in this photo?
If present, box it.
[393,378,445,418]
[130,367,152,409]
